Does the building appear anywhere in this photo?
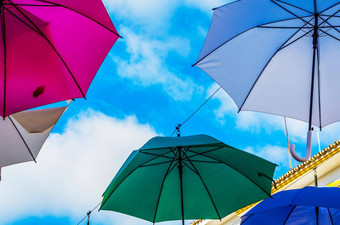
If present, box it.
[193,140,340,225]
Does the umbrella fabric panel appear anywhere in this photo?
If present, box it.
[242,206,295,225]
[0,117,37,167]
[101,149,159,201]
[242,206,335,225]
[315,0,340,12]
[154,162,219,222]
[0,116,53,167]
[10,116,52,159]
[292,187,340,208]
[247,187,340,214]
[197,0,308,62]
[100,161,173,222]
[140,135,224,150]
[241,33,320,126]
[246,189,298,214]
[193,145,276,195]
[329,207,340,223]
[188,160,272,219]
[318,34,340,127]
[17,0,118,33]
[196,23,303,109]
[12,106,66,133]
[22,5,117,92]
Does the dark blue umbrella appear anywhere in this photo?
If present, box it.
[241,186,340,225]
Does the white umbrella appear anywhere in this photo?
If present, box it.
[0,105,67,179]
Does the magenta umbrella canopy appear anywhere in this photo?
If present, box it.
[0,0,120,117]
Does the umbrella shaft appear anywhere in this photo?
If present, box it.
[309,14,319,130]
[178,148,185,225]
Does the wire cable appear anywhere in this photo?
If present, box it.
[77,202,101,225]
[170,86,221,137]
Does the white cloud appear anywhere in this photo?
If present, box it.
[185,0,228,11]
[112,26,203,101]
[0,110,158,224]
[103,0,177,32]
[103,0,228,28]
[245,145,290,177]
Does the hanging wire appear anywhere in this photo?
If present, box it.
[170,86,221,137]
[77,202,101,225]
[283,117,293,169]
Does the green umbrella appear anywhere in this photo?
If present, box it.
[100,134,276,224]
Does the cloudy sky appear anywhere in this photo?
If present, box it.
[3,1,340,225]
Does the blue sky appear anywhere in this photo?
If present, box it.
[2,1,340,225]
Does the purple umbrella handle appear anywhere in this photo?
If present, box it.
[289,130,312,162]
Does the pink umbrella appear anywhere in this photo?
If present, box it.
[0,0,120,117]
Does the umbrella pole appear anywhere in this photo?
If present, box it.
[290,13,319,162]
[178,147,185,225]
[308,13,318,132]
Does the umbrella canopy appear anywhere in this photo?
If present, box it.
[100,134,276,224]
[194,0,340,161]
[0,0,120,117]
[0,105,67,169]
[241,186,340,225]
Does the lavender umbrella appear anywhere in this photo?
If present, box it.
[195,0,340,162]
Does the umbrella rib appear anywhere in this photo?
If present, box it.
[3,3,57,7]
[139,150,174,159]
[193,16,309,66]
[8,116,36,162]
[316,39,322,130]
[8,0,87,99]
[3,6,43,36]
[100,150,175,209]
[279,29,313,50]
[327,208,335,225]
[319,17,340,36]
[138,150,174,166]
[143,144,223,151]
[273,0,313,14]
[282,206,296,225]
[167,147,199,180]
[187,160,222,163]
[184,146,224,159]
[139,160,174,168]
[258,25,312,29]
[270,0,314,27]
[238,23,309,112]
[152,157,177,224]
[34,0,121,38]
[185,149,272,197]
[181,160,198,175]
[319,28,340,41]
[320,20,340,34]
[182,151,222,220]
[320,2,340,14]
[1,6,7,117]
[317,8,340,28]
